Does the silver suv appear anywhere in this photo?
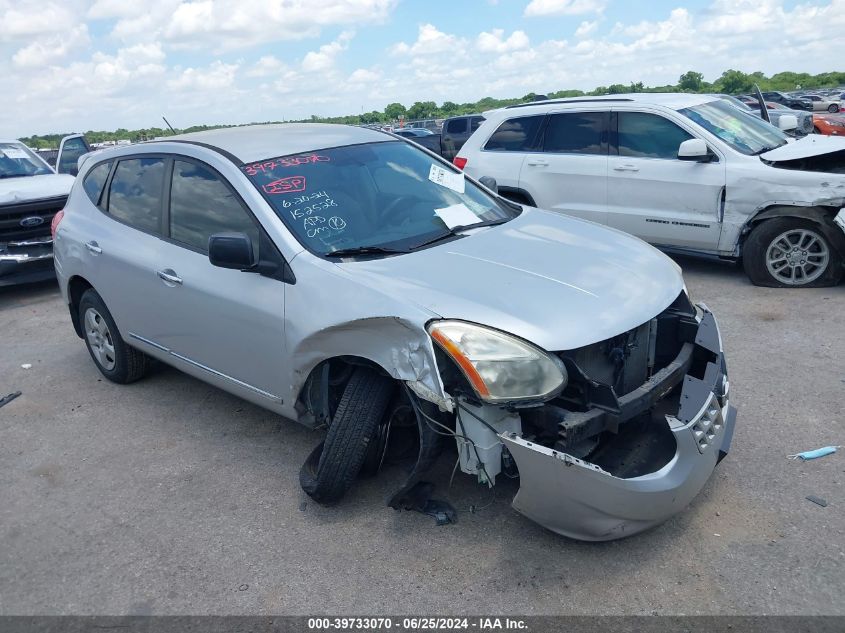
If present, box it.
[54,124,735,540]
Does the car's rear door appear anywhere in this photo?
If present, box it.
[606,109,725,252]
[517,110,609,225]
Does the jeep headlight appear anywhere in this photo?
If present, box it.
[428,320,567,403]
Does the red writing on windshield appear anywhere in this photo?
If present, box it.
[243,155,329,175]
[263,176,306,195]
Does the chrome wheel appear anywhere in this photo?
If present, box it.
[765,228,829,285]
[84,307,116,370]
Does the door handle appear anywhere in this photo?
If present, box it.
[613,164,640,172]
[526,159,549,166]
[85,241,102,255]
[156,269,183,285]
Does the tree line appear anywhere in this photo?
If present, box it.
[19,69,845,148]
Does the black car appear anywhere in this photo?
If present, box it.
[760,91,813,111]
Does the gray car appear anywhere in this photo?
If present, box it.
[53,124,736,540]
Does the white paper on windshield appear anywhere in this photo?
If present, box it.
[0,148,28,159]
[428,164,465,194]
[434,203,480,229]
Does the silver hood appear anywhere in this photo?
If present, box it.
[345,208,685,352]
[0,173,75,206]
[760,134,845,162]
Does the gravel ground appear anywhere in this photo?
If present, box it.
[1,257,843,615]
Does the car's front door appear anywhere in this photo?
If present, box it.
[518,110,608,225]
[56,134,91,176]
[606,110,725,252]
[141,158,288,407]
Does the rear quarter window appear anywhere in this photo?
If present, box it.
[82,162,111,206]
[483,115,544,152]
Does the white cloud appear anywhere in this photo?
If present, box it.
[109,0,396,51]
[524,0,606,17]
[477,29,530,53]
[0,1,80,39]
[12,24,90,67]
[349,68,381,83]
[168,60,239,91]
[391,23,465,56]
[574,20,598,38]
[302,31,354,72]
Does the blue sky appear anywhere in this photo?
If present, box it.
[1,0,842,137]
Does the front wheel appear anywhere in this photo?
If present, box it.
[743,218,842,287]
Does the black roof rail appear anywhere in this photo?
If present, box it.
[504,97,634,109]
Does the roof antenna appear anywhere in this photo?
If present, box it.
[162,116,176,134]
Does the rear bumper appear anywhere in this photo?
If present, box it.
[502,305,735,541]
[0,237,55,287]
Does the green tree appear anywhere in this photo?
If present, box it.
[406,101,437,120]
[678,71,704,92]
[716,69,753,94]
[440,101,459,113]
[384,102,406,120]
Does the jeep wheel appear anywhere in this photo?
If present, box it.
[300,367,395,504]
[743,218,842,287]
[79,289,152,383]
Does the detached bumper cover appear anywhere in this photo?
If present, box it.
[501,305,736,541]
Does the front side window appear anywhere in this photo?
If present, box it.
[484,115,544,152]
[446,119,467,134]
[0,142,53,178]
[107,158,165,233]
[543,112,605,155]
[242,141,515,256]
[617,112,694,160]
[680,99,788,155]
[169,160,259,256]
[83,162,111,206]
[470,117,485,132]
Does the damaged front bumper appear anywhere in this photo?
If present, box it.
[501,305,736,541]
[0,237,55,286]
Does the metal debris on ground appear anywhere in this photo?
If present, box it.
[805,495,828,507]
[20,364,32,370]
[389,481,457,526]
[0,391,22,408]
[787,446,840,461]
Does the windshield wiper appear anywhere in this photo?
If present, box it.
[324,244,409,258]
[408,217,511,251]
[752,143,786,156]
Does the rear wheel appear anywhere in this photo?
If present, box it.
[300,367,395,504]
[79,289,151,383]
[828,104,839,113]
[743,218,842,287]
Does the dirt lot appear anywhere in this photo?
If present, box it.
[1,256,844,615]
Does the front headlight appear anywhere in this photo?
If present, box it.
[428,320,567,403]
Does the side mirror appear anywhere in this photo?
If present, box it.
[478,176,498,193]
[678,139,711,162]
[208,232,255,270]
[778,115,798,132]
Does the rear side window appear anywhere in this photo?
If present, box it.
[470,117,485,132]
[107,158,165,233]
[82,162,111,206]
[484,115,544,152]
[543,112,605,155]
[169,160,259,256]
[617,112,693,160]
[446,118,467,134]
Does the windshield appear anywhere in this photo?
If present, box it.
[0,142,54,178]
[243,140,515,256]
[680,100,789,155]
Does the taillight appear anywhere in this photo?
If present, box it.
[51,209,65,240]
[453,156,467,170]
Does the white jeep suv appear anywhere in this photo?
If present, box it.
[456,94,845,287]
